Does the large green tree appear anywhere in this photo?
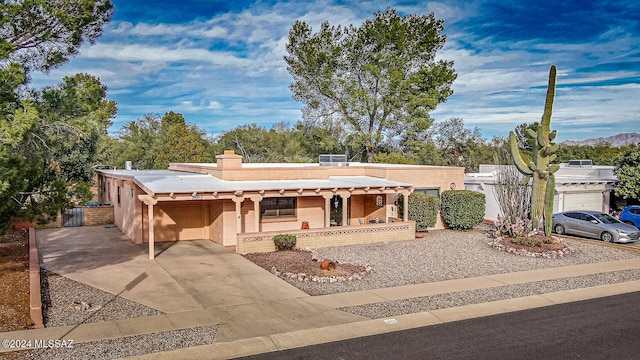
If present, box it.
[0,0,113,71]
[285,8,456,162]
[555,143,628,166]
[0,0,114,228]
[110,114,162,169]
[36,74,117,180]
[430,117,490,172]
[614,145,640,201]
[105,112,211,170]
[154,112,211,168]
[214,123,311,163]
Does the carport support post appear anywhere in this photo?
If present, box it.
[138,195,158,259]
[148,204,155,259]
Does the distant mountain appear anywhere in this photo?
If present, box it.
[561,132,640,147]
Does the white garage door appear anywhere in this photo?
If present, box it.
[563,192,604,212]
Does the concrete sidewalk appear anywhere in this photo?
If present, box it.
[1,226,639,358]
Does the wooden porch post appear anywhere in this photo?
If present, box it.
[403,191,409,221]
[322,193,333,227]
[233,196,243,235]
[341,193,350,226]
[249,195,263,233]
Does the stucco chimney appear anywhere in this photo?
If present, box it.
[216,150,243,169]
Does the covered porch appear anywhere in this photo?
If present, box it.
[136,175,413,258]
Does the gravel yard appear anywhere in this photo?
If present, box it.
[269,229,640,295]
[253,228,640,319]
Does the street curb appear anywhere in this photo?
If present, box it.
[123,280,640,360]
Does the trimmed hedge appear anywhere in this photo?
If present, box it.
[403,193,439,231]
[440,190,485,230]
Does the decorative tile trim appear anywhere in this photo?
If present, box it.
[240,224,410,243]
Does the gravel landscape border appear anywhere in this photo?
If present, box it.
[2,324,219,360]
[28,228,44,329]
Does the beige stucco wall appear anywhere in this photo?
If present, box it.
[220,200,238,247]
[99,175,143,244]
[154,201,205,241]
[208,200,224,245]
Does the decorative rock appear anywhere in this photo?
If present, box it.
[487,237,575,258]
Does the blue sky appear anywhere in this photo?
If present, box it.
[31,0,640,142]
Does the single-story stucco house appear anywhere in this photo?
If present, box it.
[97,151,464,258]
[465,161,617,223]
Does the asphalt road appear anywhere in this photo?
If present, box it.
[237,292,640,360]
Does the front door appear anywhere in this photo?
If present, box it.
[330,195,342,226]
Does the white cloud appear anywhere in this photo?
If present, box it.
[208,101,223,109]
[112,21,229,39]
[81,43,253,68]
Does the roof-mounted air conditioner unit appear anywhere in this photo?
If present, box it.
[319,154,348,166]
[567,159,593,168]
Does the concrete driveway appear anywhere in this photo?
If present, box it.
[36,226,364,340]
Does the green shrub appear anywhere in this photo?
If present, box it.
[401,193,439,231]
[440,190,485,230]
[273,234,297,251]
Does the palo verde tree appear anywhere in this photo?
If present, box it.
[509,65,560,236]
[285,8,456,162]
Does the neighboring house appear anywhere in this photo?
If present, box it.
[98,151,464,258]
[465,162,617,223]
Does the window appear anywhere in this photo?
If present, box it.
[564,212,581,220]
[261,197,297,219]
[414,188,440,197]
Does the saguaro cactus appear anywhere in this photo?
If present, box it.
[508,65,560,236]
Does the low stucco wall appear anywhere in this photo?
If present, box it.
[237,221,416,253]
